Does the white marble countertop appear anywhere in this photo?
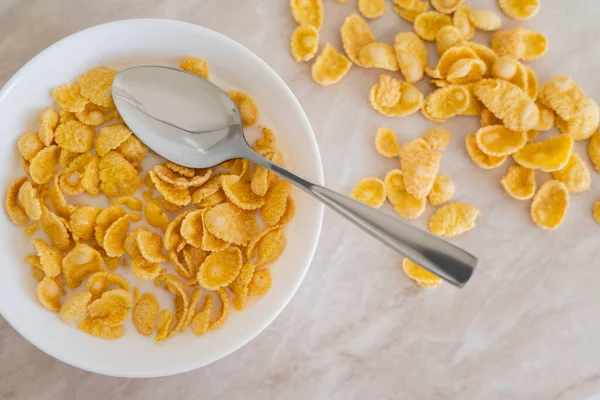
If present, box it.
[2,0,600,398]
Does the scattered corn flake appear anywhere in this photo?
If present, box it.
[474,79,539,132]
[593,201,600,224]
[524,65,538,99]
[369,78,423,117]
[251,166,269,197]
[59,110,76,124]
[209,288,230,330]
[589,131,600,174]
[341,14,375,65]
[394,32,427,83]
[392,1,430,23]
[48,176,72,219]
[59,291,92,323]
[148,169,190,206]
[513,134,573,172]
[99,151,142,197]
[132,293,159,336]
[124,226,147,258]
[76,66,118,108]
[135,230,167,263]
[153,164,212,189]
[480,109,502,127]
[358,43,399,71]
[414,11,452,41]
[228,91,259,127]
[248,268,273,296]
[257,228,286,267]
[375,127,400,157]
[180,288,201,332]
[99,248,120,271]
[423,85,469,122]
[463,42,498,73]
[384,169,426,219]
[183,246,208,278]
[94,204,127,245]
[428,175,455,206]
[221,175,265,210]
[535,101,555,132]
[371,75,401,108]
[552,153,591,194]
[261,180,292,225]
[62,244,104,289]
[67,206,98,241]
[112,196,142,211]
[491,28,547,61]
[74,103,105,126]
[116,135,149,163]
[498,0,539,20]
[431,0,463,14]
[103,214,133,257]
[132,256,161,280]
[311,44,352,86]
[426,46,478,79]
[17,181,42,221]
[501,165,535,200]
[197,247,242,290]
[5,177,29,226]
[164,210,191,251]
[429,202,480,236]
[143,200,169,231]
[290,24,320,63]
[40,207,71,251]
[350,177,386,208]
[164,161,195,178]
[78,316,124,339]
[58,149,77,169]
[87,288,132,324]
[96,124,133,156]
[205,202,259,246]
[358,0,387,18]
[468,9,501,31]
[24,222,38,236]
[452,6,475,40]
[86,271,131,298]
[465,133,506,169]
[435,25,463,55]
[180,56,209,79]
[52,84,89,113]
[530,180,568,230]
[474,125,527,157]
[422,127,451,151]
[38,109,59,146]
[246,225,280,259]
[402,258,442,288]
[169,250,192,280]
[36,277,62,312]
[54,120,95,153]
[399,139,441,200]
[32,238,62,277]
[30,145,59,185]
[191,295,213,336]
[446,58,486,85]
[290,0,324,29]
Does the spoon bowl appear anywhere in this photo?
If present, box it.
[113,66,478,287]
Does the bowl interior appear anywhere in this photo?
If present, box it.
[0,19,323,377]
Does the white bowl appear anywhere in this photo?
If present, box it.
[0,19,324,377]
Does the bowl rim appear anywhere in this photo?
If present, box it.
[0,18,324,377]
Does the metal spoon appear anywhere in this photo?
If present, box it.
[112,66,477,287]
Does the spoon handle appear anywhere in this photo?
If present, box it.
[242,149,477,287]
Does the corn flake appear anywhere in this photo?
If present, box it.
[180,56,209,79]
[552,153,591,194]
[32,239,62,277]
[228,91,259,127]
[48,176,72,219]
[132,256,161,281]
[30,145,59,185]
[230,262,256,311]
[474,125,527,157]
[375,127,400,157]
[423,85,469,122]
[369,78,423,117]
[197,247,242,290]
[414,11,452,41]
[96,124,133,156]
[312,44,352,86]
[94,205,127,245]
[116,135,149,163]
[40,206,71,251]
[429,202,480,236]
[446,58,486,85]
[491,28,547,61]
[428,175,455,206]
[86,271,131,298]
[143,200,169,231]
[208,288,230,330]
[498,0,539,20]
[593,201,600,224]
[257,228,286,267]
[350,178,386,208]
[191,296,212,336]
[5,177,29,227]
[18,181,42,221]
[358,0,387,19]
[392,1,429,23]
[38,109,59,146]
[221,175,265,210]
[163,210,191,251]
[399,139,441,200]
[290,0,324,29]
[530,180,568,230]
[452,6,475,40]
[468,9,501,31]
[78,316,124,339]
[103,214,134,257]
[36,277,62,312]
[53,85,89,113]
[205,202,259,246]
[261,181,291,225]
[422,127,451,150]
[63,244,104,289]
[18,132,45,162]
[394,32,427,83]
[53,120,95,153]
[384,170,426,219]
[435,25,463,55]
[77,66,118,108]
[402,258,441,288]
[513,135,573,172]
[341,15,375,65]
[60,291,92,323]
[137,230,168,263]
[248,269,273,296]
[426,46,478,80]
[474,79,539,132]
[99,151,142,197]
[148,169,190,206]
[358,43,399,71]
[501,165,535,200]
[132,293,159,336]
[465,133,506,169]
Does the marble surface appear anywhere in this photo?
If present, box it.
[2,0,600,398]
